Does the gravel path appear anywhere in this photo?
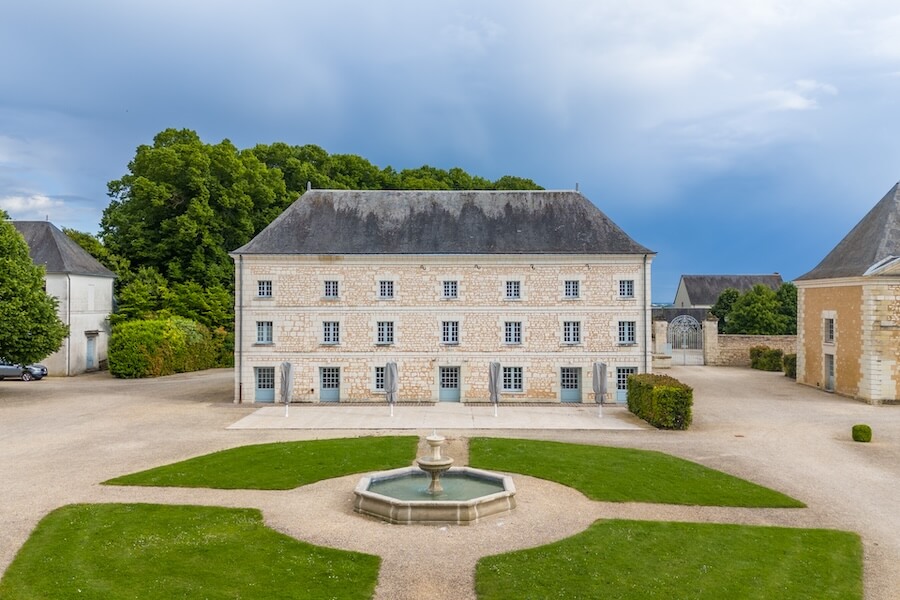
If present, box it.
[1,366,898,599]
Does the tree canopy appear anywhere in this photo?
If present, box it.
[716,283,797,335]
[0,216,69,364]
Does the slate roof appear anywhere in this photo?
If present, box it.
[12,221,116,278]
[233,190,653,256]
[678,274,783,307]
[797,182,900,280]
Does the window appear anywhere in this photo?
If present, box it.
[442,320,459,344]
[256,366,275,390]
[824,318,835,343]
[257,280,272,298]
[502,366,523,392]
[505,280,521,299]
[379,280,394,299]
[376,321,394,344]
[374,366,385,391]
[324,280,339,299]
[618,321,636,344]
[323,321,340,344]
[617,367,637,391]
[619,280,635,299]
[563,321,581,344]
[565,280,580,299]
[504,321,522,344]
[443,280,458,299]
[256,321,273,344]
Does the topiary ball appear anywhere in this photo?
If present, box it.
[852,424,872,443]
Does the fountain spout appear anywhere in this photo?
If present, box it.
[415,432,454,494]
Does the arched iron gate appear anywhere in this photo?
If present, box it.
[668,315,704,365]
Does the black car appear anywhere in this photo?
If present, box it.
[0,360,48,381]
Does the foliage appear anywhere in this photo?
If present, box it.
[851,424,872,443]
[783,353,797,378]
[776,282,798,333]
[62,228,130,277]
[626,373,693,430]
[0,503,380,600]
[107,316,222,378]
[0,219,69,365]
[468,438,803,507]
[105,436,418,489]
[709,287,740,333]
[725,284,789,335]
[475,519,862,600]
[750,346,784,371]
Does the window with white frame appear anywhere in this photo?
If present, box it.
[323,321,340,344]
[617,366,637,391]
[379,280,394,299]
[619,279,635,299]
[256,321,273,344]
[564,280,580,299]
[376,321,394,344]
[505,280,521,299]
[504,321,522,344]
[502,366,523,392]
[824,318,835,343]
[563,321,581,344]
[324,280,339,299]
[374,366,385,391]
[442,320,459,344]
[443,280,458,299]
[257,280,272,298]
[618,320,636,344]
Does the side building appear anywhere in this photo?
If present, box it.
[795,182,900,404]
[13,221,116,375]
[231,190,654,404]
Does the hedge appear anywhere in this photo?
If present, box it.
[783,353,797,379]
[851,424,872,443]
[109,316,223,378]
[627,373,693,430]
[750,346,784,371]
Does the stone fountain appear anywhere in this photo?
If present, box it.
[353,432,516,525]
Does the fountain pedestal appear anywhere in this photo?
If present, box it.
[415,433,454,494]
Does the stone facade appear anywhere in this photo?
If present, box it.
[703,329,796,367]
[43,273,114,375]
[234,254,652,403]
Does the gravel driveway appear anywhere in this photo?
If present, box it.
[0,366,897,599]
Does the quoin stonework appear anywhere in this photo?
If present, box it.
[230,189,654,404]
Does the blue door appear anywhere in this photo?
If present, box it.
[616,367,637,403]
[254,366,276,402]
[439,367,461,402]
[320,367,340,402]
[560,367,581,403]
[85,335,97,370]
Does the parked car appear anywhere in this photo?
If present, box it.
[0,360,48,381]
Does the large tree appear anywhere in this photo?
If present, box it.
[0,215,69,364]
[709,288,740,334]
[724,284,789,335]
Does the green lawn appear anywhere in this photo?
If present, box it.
[104,436,418,489]
[476,519,862,600]
[469,437,804,507]
[0,503,380,600]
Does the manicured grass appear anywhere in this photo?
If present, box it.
[469,438,804,507]
[105,436,418,489]
[476,519,862,600]
[0,503,380,600]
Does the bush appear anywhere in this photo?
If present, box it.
[851,424,872,443]
[783,354,797,379]
[109,316,222,378]
[627,373,693,430]
[750,346,784,371]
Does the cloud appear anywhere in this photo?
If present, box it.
[0,194,64,219]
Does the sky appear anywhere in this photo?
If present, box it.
[2,1,900,303]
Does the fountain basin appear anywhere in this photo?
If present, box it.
[353,466,516,525]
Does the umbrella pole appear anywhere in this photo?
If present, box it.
[390,403,394,417]
[494,402,498,418]
[285,402,289,418]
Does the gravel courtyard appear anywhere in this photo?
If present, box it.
[0,366,897,599]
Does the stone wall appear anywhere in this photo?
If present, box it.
[704,329,797,367]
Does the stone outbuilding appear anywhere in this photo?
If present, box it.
[673,274,783,309]
[795,182,900,404]
[230,189,655,404]
[13,221,116,375]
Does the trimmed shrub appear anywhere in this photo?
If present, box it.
[851,424,872,443]
[783,353,797,379]
[109,316,221,378]
[750,346,784,371]
[627,373,693,430]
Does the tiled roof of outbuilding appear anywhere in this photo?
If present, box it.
[233,189,653,256]
[679,274,783,306]
[12,221,116,278]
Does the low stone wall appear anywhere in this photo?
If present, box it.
[705,333,797,367]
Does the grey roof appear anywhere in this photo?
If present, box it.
[797,182,900,280]
[679,274,783,306]
[233,190,653,255]
[12,221,116,278]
